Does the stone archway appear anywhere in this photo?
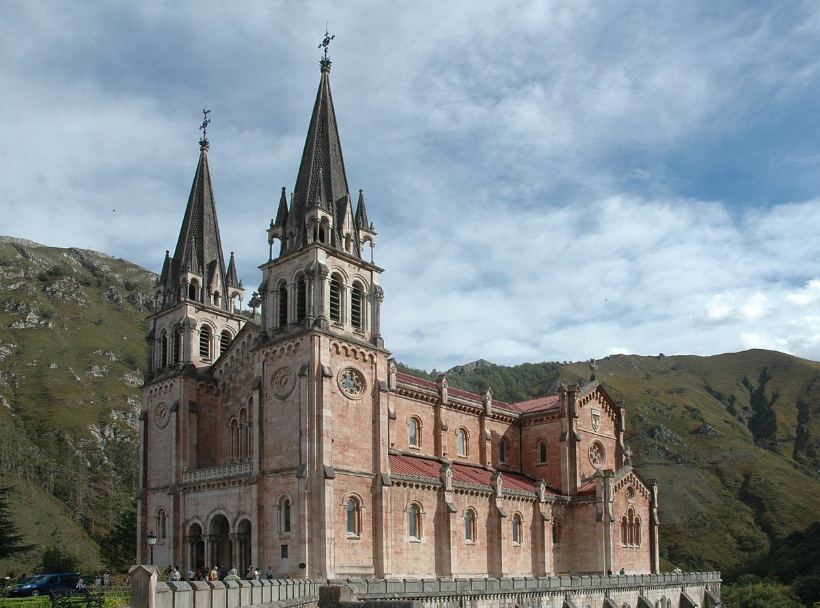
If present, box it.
[187,523,205,570]
[209,514,231,571]
[237,519,252,575]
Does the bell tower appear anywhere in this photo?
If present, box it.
[261,46,383,348]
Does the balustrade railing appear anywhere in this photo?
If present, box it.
[183,461,252,483]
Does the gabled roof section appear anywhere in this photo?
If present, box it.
[171,142,228,296]
[285,63,351,254]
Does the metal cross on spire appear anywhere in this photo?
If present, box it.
[199,108,211,148]
[319,27,335,69]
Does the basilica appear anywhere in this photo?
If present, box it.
[137,48,660,579]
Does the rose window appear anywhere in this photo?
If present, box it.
[625,485,636,503]
[338,367,365,398]
[589,441,605,468]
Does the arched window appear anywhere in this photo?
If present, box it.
[499,439,508,463]
[537,440,548,464]
[329,274,343,323]
[156,509,167,541]
[512,514,523,545]
[277,281,288,327]
[351,281,364,330]
[199,325,211,360]
[634,516,641,547]
[160,331,168,368]
[408,418,420,448]
[188,280,198,301]
[622,508,640,547]
[552,517,563,546]
[230,418,239,460]
[239,408,249,460]
[621,515,628,547]
[346,497,360,537]
[464,508,476,543]
[220,330,231,355]
[280,497,292,534]
[408,504,421,540]
[172,326,182,364]
[296,275,307,323]
[457,429,468,457]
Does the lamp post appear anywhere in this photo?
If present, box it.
[147,531,157,566]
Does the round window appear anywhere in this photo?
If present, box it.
[589,441,605,468]
[338,367,366,399]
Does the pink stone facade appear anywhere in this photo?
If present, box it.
[137,60,660,580]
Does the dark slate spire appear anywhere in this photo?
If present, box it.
[170,133,229,306]
[355,189,369,229]
[274,187,288,228]
[157,250,171,287]
[226,251,240,288]
[284,59,351,253]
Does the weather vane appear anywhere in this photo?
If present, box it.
[199,108,211,147]
[319,27,335,68]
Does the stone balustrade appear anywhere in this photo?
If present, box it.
[182,462,252,483]
[129,567,721,608]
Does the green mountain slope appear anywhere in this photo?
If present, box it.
[402,351,820,573]
[0,236,818,577]
[0,237,155,574]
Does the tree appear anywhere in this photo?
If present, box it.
[99,501,136,572]
[38,546,80,573]
[0,486,34,559]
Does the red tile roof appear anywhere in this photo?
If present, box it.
[508,394,561,413]
[388,454,553,495]
[395,373,516,412]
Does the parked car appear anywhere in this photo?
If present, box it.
[6,572,81,597]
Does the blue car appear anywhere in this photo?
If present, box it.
[6,572,81,597]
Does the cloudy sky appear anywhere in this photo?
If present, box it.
[2,2,820,370]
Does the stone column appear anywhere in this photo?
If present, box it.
[371,286,384,348]
[648,478,660,574]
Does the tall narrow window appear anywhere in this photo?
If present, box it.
[457,429,468,457]
[173,327,181,364]
[157,509,167,541]
[351,281,364,329]
[408,504,421,540]
[213,291,221,307]
[160,332,168,368]
[199,325,211,360]
[188,281,198,301]
[329,274,342,323]
[408,418,420,447]
[512,514,523,545]
[220,330,231,355]
[239,408,249,460]
[346,497,360,536]
[230,418,239,460]
[552,517,562,546]
[621,515,629,546]
[538,440,548,464]
[277,282,288,327]
[499,439,508,463]
[464,509,476,542]
[281,498,292,534]
[634,516,641,547]
[296,276,307,323]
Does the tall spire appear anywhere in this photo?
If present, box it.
[169,112,229,307]
[355,189,369,229]
[284,38,350,253]
[226,251,240,288]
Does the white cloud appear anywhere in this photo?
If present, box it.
[1,1,820,369]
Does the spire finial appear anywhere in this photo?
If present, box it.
[318,27,335,71]
[199,108,211,149]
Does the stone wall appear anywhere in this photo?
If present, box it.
[129,566,720,608]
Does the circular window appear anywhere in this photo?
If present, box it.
[154,402,170,429]
[625,485,636,503]
[271,366,294,398]
[338,367,366,399]
[589,441,605,468]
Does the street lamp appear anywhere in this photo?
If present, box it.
[147,531,157,566]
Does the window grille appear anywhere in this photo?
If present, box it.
[296,277,307,322]
[351,282,363,329]
[199,326,211,360]
[220,331,231,355]
[278,283,288,327]
[329,275,342,323]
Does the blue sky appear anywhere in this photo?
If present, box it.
[2,1,820,370]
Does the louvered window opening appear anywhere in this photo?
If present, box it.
[351,283,363,329]
[173,328,181,364]
[199,326,211,359]
[220,331,231,355]
[278,284,288,327]
[161,334,168,368]
[296,278,307,322]
[329,276,342,323]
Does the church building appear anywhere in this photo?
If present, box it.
[137,46,660,579]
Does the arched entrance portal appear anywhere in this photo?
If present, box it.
[237,519,251,575]
[187,523,205,570]
[209,514,231,571]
